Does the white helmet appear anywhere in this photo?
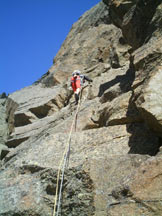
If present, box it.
[73,69,81,75]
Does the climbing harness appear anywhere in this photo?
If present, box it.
[53,85,90,216]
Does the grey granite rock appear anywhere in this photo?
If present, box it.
[0,0,162,215]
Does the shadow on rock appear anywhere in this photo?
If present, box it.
[98,54,161,156]
[126,77,162,156]
[127,122,161,156]
[98,56,135,98]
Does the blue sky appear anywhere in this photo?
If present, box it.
[0,0,100,94]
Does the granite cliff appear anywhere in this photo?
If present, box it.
[1,0,162,215]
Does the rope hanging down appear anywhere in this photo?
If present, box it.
[53,85,89,216]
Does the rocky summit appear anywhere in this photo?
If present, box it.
[1,0,162,215]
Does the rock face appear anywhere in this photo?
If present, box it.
[0,94,9,161]
[1,0,162,215]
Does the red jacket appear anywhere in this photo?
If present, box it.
[71,76,81,91]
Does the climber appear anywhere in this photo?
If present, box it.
[71,70,93,105]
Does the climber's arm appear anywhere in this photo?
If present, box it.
[83,75,93,83]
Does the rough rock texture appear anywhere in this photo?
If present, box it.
[1,0,162,215]
[0,95,9,161]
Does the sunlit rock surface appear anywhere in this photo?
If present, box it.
[1,0,162,215]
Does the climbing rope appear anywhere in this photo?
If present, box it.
[52,85,90,216]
